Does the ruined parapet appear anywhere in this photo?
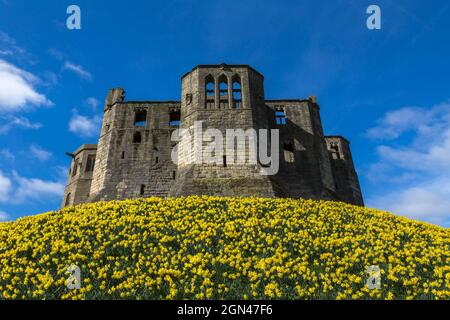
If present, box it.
[105,88,126,110]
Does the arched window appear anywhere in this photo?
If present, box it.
[133,131,142,144]
[232,75,242,109]
[205,75,215,109]
[218,75,229,109]
[65,193,71,206]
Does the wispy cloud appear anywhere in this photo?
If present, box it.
[63,61,92,81]
[0,31,36,65]
[69,110,101,138]
[0,170,64,205]
[29,144,52,161]
[0,211,9,222]
[0,210,9,222]
[366,100,450,226]
[47,48,65,61]
[0,115,42,134]
[0,59,53,112]
[0,170,12,202]
[85,97,100,111]
[11,171,64,204]
[0,148,14,162]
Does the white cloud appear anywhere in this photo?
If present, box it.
[0,170,65,205]
[0,115,42,134]
[0,59,53,112]
[369,180,450,226]
[0,170,12,202]
[69,110,101,138]
[10,171,64,204]
[366,101,450,140]
[29,144,52,161]
[0,211,9,222]
[63,61,92,81]
[366,100,450,227]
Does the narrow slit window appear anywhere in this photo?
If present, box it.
[223,155,227,167]
[172,171,176,180]
[232,76,242,109]
[72,158,79,177]
[140,184,146,196]
[85,155,96,172]
[65,193,71,206]
[121,151,125,159]
[283,142,295,163]
[134,109,147,127]
[205,75,215,109]
[219,75,229,109]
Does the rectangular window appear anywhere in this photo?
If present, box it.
[283,142,295,163]
[85,155,96,172]
[275,108,286,125]
[134,110,147,127]
[169,109,181,127]
[72,158,79,177]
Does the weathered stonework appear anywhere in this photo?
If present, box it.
[62,64,364,207]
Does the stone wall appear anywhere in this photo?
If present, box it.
[62,64,364,208]
[325,136,364,206]
[62,144,97,207]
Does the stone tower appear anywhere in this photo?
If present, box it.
[170,64,277,197]
[62,64,364,207]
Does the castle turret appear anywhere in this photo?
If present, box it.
[62,144,97,207]
[325,136,364,206]
[169,64,277,197]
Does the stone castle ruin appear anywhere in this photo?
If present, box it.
[62,64,364,208]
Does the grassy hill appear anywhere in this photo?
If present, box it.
[0,196,449,300]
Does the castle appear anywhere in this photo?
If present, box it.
[62,64,364,208]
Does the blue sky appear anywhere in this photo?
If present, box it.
[0,0,450,226]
